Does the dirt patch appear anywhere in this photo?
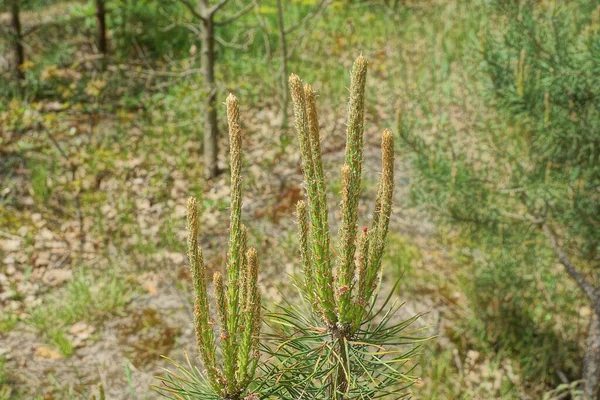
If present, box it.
[116,308,180,369]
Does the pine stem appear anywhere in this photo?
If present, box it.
[332,326,350,399]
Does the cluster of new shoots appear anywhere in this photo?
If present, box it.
[273,56,417,399]
[184,94,261,400]
[159,58,418,400]
[290,56,395,336]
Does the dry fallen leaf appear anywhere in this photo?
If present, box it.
[69,321,95,336]
[34,251,51,267]
[35,346,62,360]
[138,272,160,295]
[69,321,96,348]
[42,269,73,286]
[0,239,21,252]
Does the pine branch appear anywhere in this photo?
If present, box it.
[542,224,598,311]
[290,73,337,326]
[178,0,206,21]
[176,94,261,400]
[337,56,368,325]
[284,56,418,398]
[209,0,230,16]
[187,198,222,392]
[284,0,331,35]
[364,129,394,305]
[215,1,256,26]
[225,94,243,361]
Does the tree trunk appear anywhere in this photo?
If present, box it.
[95,0,107,55]
[201,16,219,179]
[10,0,24,81]
[336,336,349,398]
[584,312,600,399]
[330,328,349,399]
[276,0,289,128]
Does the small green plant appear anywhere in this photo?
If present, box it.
[157,94,261,400]
[29,158,52,204]
[387,234,421,293]
[90,384,106,400]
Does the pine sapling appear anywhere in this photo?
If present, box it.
[265,56,421,399]
[158,94,261,400]
[290,56,396,334]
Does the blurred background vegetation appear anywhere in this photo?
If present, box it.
[0,0,598,398]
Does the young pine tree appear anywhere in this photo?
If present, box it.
[158,94,261,400]
[263,56,422,399]
[158,58,422,400]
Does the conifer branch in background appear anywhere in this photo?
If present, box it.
[289,73,337,325]
[401,1,600,396]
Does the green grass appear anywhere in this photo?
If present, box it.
[390,228,584,397]
[386,234,421,286]
[27,267,136,356]
[0,356,20,400]
[28,158,52,204]
[0,313,18,334]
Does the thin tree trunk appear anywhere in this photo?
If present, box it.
[10,0,24,81]
[276,0,289,128]
[95,0,108,55]
[584,312,600,399]
[330,329,349,399]
[336,336,349,398]
[542,225,600,397]
[201,16,219,179]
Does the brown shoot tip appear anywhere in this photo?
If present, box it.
[247,247,257,263]
[187,197,199,228]
[381,129,394,151]
[297,199,306,211]
[226,93,237,104]
[354,55,367,70]
[226,94,238,118]
[341,164,351,180]
[289,74,305,103]
[187,196,198,210]
[304,83,315,97]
